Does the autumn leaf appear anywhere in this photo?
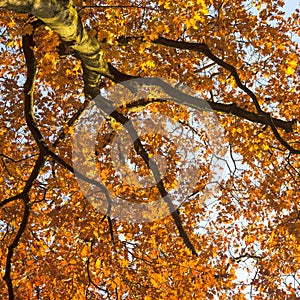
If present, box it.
[0,0,299,299]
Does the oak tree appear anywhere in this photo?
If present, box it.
[0,0,299,299]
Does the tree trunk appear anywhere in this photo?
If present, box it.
[0,0,121,92]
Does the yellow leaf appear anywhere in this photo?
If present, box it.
[81,245,89,258]
[150,277,159,288]
[95,259,101,269]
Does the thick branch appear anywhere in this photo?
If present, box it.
[119,97,294,133]
[0,0,130,89]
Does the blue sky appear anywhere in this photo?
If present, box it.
[284,1,299,16]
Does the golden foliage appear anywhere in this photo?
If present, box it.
[0,0,299,299]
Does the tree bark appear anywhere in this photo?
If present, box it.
[0,0,115,91]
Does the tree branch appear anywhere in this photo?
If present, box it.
[115,97,295,133]
[151,37,300,153]
[92,92,198,255]
[3,195,30,300]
